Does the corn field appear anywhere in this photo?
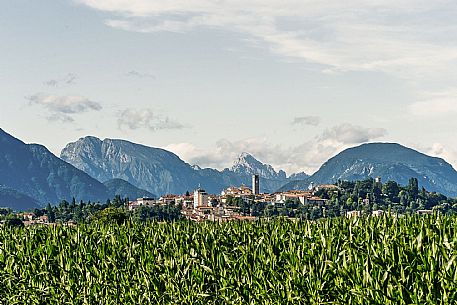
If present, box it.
[0,215,456,304]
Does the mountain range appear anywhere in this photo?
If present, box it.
[2,127,457,211]
[0,129,153,210]
[280,143,457,197]
[60,136,298,196]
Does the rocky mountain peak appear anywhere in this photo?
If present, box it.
[231,152,286,180]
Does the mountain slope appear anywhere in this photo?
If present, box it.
[288,172,310,180]
[0,128,110,204]
[0,185,42,211]
[280,143,457,197]
[61,137,205,195]
[231,152,286,180]
[103,179,155,200]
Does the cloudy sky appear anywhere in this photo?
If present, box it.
[2,0,457,175]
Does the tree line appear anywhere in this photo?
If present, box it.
[227,178,457,220]
[0,195,182,226]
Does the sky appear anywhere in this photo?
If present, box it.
[2,0,457,175]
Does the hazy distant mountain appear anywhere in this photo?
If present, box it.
[231,152,287,180]
[280,143,457,197]
[288,172,310,180]
[103,179,155,200]
[61,137,305,195]
[0,128,110,205]
[0,185,42,211]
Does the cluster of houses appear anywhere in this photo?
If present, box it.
[17,213,50,225]
[128,177,435,221]
[127,176,338,221]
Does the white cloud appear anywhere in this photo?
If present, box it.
[320,123,387,144]
[166,138,289,171]
[409,90,457,117]
[26,93,102,122]
[75,0,457,82]
[165,123,387,174]
[117,108,185,131]
[419,142,457,170]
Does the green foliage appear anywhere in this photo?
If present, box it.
[0,208,11,217]
[3,216,24,227]
[132,205,182,222]
[1,216,457,304]
[225,195,245,207]
[408,177,419,201]
[93,207,128,225]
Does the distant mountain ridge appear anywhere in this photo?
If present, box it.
[103,179,155,200]
[0,128,111,206]
[231,152,287,180]
[0,128,156,210]
[0,185,42,211]
[8,126,457,211]
[61,137,304,195]
[288,172,310,180]
[280,143,457,197]
[61,137,208,195]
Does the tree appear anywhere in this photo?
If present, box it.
[372,180,382,203]
[33,208,44,217]
[0,208,12,217]
[382,181,400,202]
[133,206,150,222]
[225,195,234,206]
[4,216,24,227]
[46,203,55,223]
[59,200,69,210]
[408,178,419,201]
[399,190,408,206]
[346,198,354,209]
[71,197,77,209]
[94,207,127,225]
[110,195,125,208]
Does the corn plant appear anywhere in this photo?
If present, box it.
[0,215,456,304]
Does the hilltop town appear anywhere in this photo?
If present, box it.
[8,174,454,227]
[128,174,336,222]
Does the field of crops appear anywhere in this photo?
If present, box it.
[0,215,456,304]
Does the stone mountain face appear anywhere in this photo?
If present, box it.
[280,143,457,197]
[0,129,111,206]
[230,152,287,180]
[288,172,310,180]
[0,185,42,211]
[103,178,155,200]
[61,137,202,196]
[61,137,306,195]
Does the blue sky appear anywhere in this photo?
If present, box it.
[1,0,457,174]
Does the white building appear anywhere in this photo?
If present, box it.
[128,197,157,211]
[275,191,313,204]
[221,185,253,197]
[136,197,156,206]
[194,188,209,208]
[372,210,385,217]
[252,174,260,195]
